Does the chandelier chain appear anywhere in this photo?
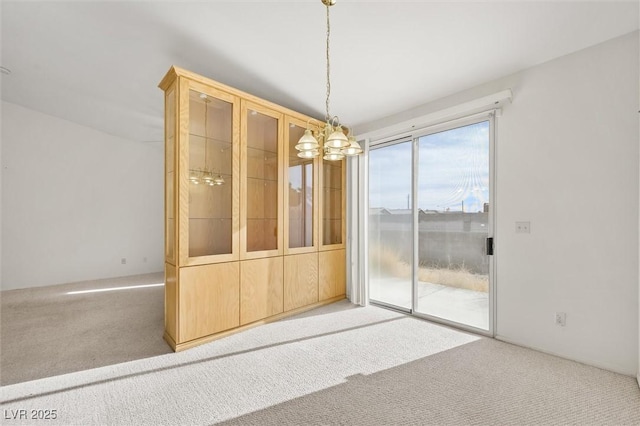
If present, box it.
[325,2,331,122]
[293,1,362,160]
[204,99,208,164]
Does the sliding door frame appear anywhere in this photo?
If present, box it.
[366,110,497,337]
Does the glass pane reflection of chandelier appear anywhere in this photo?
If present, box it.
[295,0,362,161]
[190,93,225,186]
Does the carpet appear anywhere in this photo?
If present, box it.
[1,275,639,425]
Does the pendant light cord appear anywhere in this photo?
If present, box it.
[204,100,208,166]
[325,2,331,122]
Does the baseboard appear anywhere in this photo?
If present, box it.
[171,295,347,352]
[163,331,177,351]
[495,335,635,377]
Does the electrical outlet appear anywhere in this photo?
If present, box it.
[516,221,530,233]
[121,258,127,265]
[555,312,566,326]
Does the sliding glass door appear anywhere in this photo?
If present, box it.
[415,121,490,330]
[368,140,412,310]
[367,117,493,332]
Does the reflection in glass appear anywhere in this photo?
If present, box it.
[322,160,342,245]
[288,124,314,248]
[246,110,279,252]
[368,141,412,309]
[188,90,233,257]
[416,121,490,330]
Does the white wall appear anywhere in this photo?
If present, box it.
[1,101,164,290]
[0,100,3,287]
[356,31,639,376]
[497,31,638,376]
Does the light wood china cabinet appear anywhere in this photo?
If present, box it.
[159,66,346,351]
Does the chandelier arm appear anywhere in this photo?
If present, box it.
[305,119,321,132]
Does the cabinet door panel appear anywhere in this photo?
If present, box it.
[284,253,319,311]
[240,257,284,325]
[179,263,240,342]
[319,249,346,301]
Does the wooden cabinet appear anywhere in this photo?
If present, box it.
[179,263,240,342]
[159,66,346,351]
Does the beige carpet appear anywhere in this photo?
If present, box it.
[0,272,171,385]
[220,337,640,426]
[1,275,639,425]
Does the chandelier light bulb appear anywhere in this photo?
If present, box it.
[213,174,225,185]
[190,170,201,184]
[325,127,349,149]
[298,149,319,159]
[323,147,345,161]
[295,129,319,151]
[341,137,363,156]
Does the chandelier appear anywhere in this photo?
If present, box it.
[295,0,362,161]
[190,93,225,186]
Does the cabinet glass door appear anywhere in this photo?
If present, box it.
[286,120,316,250]
[243,103,282,255]
[188,89,234,258]
[322,160,344,246]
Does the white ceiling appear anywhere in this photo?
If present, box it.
[1,1,638,143]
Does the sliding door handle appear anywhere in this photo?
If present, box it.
[486,237,494,256]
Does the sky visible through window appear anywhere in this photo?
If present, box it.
[370,121,489,212]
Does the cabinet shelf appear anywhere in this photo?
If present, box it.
[189,134,232,146]
[248,145,277,152]
[188,171,232,178]
[247,176,278,183]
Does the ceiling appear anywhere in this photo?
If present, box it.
[1,1,638,143]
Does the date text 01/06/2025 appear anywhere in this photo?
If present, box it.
[4,409,58,420]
